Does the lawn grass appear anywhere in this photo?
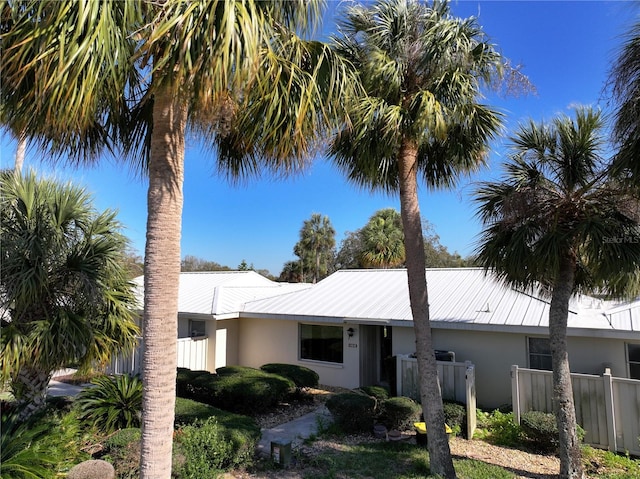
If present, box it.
[267,441,514,479]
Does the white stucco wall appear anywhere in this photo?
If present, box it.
[238,317,361,389]
[392,325,632,409]
[215,319,240,369]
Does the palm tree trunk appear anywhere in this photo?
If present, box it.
[140,88,187,479]
[12,366,52,422]
[549,253,584,479]
[14,130,26,173]
[398,138,456,479]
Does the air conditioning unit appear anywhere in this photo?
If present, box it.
[434,350,455,362]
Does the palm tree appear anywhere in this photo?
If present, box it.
[1,2,351,477]
[295,213,336,283]
[474,107,640,479]
[360,208,405,268]
[330,1,505,475]
[609,16,640,178]
[0,171,139,421]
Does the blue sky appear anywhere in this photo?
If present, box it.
[1,1,635,275]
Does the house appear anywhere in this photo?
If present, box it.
[127,271,311,373]
[127,268,640,409]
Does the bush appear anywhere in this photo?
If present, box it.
[483,410,523,447]
[174,398,260,442]
[520,410,560,451]
[443,401,467,436]
[379,396,421,431]
[102,428,141,479]
[176,416,257,477]
[176,367,295,415]
[76,374,142,434]
[0,414,55,479]
[176,368,209,397]
[260,363,320,388]
[325,393,377,433]
[357,385,390,402]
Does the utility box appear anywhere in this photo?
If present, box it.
[270,440,292,467]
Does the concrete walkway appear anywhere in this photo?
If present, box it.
[256,405,333,457]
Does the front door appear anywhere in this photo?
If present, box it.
[358,325,380,386]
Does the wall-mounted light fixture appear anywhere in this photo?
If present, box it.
[347,327,355,338]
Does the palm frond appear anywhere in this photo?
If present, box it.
[474,106,640,297]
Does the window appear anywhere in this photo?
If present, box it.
[300,324,343,364]
[528,337,552,371]
[189,320,206,337]
[628,343,640,380]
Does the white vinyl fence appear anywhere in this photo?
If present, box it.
[511,365,640,456]
[106,336,208,376]
[396,354,477,438]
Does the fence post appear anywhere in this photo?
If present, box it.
[602,368,617,452]
[511,365,521,424]
[396,354,405,399]
[465,361,477,439]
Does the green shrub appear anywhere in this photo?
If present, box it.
[213,370,294,414]
[379,396,421,431]
[176,367,294,415]
[520,410,560,451]
[177,416,256,477]
[215,365,260,376]
[0,414,55,479]
[76,374,142,434]
[174,398,260,442]
[357,385,390,402]
[443,401,467,436]
[176,368,210,397]
[325,393,377,433]
[483,410,524,447]
[260,363,320,388]
[102,428,142,479]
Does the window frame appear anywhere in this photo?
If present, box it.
[299,323,344,365]
[527,336,552,371]
[627,343,640,380]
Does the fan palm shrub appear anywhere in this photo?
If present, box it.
[76,374,143,434]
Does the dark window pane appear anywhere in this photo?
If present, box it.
[300,324,343,364]
[528,337,552,370]
[530,354,553,371]
[529,337,551,354]
[628,343,640,363]
[630,363,640,380]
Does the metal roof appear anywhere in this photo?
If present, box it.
[133,271,311,317]
[242,268,640,337]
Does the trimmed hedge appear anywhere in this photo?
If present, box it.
[357,385,390,402]
[176,367,295,415]
[379,396,421,431]
[520,410,559,451]
[443,401,467,436]
[325,393,377,433]
[260,363,319,388]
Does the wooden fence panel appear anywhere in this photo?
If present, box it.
[106,337,208,377]
[511,366,640,456]
[396,355,477,437]
[613,377,640,456]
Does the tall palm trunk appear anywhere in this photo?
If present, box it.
[140,87,187,479]
[12,366,52,421]
[549,253,584,479]
[398,138,456,479]
[14,130,26,173]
